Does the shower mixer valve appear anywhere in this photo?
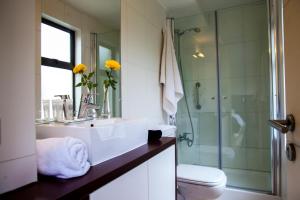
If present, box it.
[179,132,193,146]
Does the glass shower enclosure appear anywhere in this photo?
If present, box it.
[175,0,272,192]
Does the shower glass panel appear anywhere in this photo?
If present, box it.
[218,2,271,191]
[175,0,271,192]
[175,11,219,168]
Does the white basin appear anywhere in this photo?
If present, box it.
[36,118,149,166]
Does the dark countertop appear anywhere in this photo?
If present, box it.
[1,137,176,200]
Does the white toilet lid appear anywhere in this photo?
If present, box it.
[177,164,227,187]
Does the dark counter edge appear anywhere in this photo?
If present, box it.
[1,137,176,200]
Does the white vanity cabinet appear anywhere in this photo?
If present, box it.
[90,162,149,200]
[90,145,176,200]
[148,146,176,200]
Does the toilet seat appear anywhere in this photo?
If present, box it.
[177,164,227,187]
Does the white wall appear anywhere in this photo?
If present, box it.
[0,0,37,193]
[121,0,166,123]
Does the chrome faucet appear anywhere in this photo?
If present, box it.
[78,93,100,119]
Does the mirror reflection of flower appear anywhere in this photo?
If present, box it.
[103,59,121,91]
[100,59,121,118]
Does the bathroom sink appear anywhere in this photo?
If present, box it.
[76,118,122,127]
[36,118,149,166]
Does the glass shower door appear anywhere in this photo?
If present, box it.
[175,12,219,169]
[217,1,272,192]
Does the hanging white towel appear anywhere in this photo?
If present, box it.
[160,20,184,115]
[36,137,90,179]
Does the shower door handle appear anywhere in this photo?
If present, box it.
[269,114,295,134]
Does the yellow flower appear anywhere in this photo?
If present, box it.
[73,64,87,74]
[105,60,121,71]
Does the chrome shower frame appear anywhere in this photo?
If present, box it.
[268,0,285,196]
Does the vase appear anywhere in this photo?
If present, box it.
[78,90,90,118]
[78,89,98,119]
[100,86,111,118]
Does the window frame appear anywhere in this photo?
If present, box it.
[41,18,75,107]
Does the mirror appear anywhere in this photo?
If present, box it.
[37,0,121,119]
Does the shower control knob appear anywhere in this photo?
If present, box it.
[286,143,296,161]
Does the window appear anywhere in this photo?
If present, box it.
[41,18,75,101]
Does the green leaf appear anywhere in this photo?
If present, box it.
[93,83,98,88]
[88,71,95,79]
[75,82,82,87]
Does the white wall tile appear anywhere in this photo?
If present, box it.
[64,4,83,28]
[42,0,65,21]
[144,0,166,28]
[121,0,166,123]
[145,24,163,73]
[125,5,148,65]
[126,0,147,18]
[218,7,243,44]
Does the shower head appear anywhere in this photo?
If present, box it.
[175,27,201,36]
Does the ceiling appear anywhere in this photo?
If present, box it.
[61,0,259,28]
[62,0,120,30]
[158,0,260,18]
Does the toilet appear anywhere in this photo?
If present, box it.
[158,125,227,200]
[177,164,226,200]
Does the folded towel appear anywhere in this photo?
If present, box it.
[160,19,184,115]
[36,137,90,179]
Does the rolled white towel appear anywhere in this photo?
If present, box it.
[36,137,90,179]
